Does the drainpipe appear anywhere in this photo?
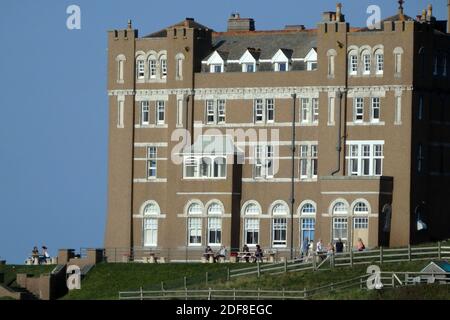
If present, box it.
[290,93,297,260]
[331,90,343,176]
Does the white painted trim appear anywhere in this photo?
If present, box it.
[297,200,317,217]
[177,214,232,218]
[321,191,392,195]
[134,142,168,147]
[134,158,168,161]
[176,192,240,195]
[133,214,167,219]
[346,121,385,126]
[133,178,167,183]
[135,124,169,129]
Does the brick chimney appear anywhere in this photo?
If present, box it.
[227,13,255,31]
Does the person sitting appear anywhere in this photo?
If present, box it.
[316,239,325,261]
[203,246,214,259]
[31,246,39,264]
[326,243,335,256]
[215,246,227,262]
[254,245,263,263]
[242,244,250,263]
[356,238,366,251]
[40,246,50,264]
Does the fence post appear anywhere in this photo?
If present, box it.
[206,272,209,285]
[380,246,383,264]
[227,268,230,281]
[303,287,307,299]
[140,287,143,301]
[185,286,188,301]
[257,262,261,278]
[350,250,353,267]
[360,277,363,290]
[438,241,442,260]
[408,245,411,261]
[391,273,395,288]
[161,281,164,291]
[284,260,288,273]
[184,277,187,289]
[282,288,285,300]
[233,288,236,300]
[208,288,212,300]
[258,288,261,300]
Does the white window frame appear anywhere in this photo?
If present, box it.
[375,53,384,75]
[312,98,319,124]
[349,54,358,75]
[272,217,287,247]
[371,97,380,123]
[137,59,145,79]
[266,99,275,123]
[149,58,157,79]
[141,101,150,125]
[354,97,364,123]
[160,57,167,79]
[147,146,157,179]
[183,155,227,180]
[156,101,165,125]
[254,145,274,179]
[363,53,371,75]
[242,63,256,73]
[346,141,384,177]
[143,218,158,247]
[210,64,223,73]
[244,218,260,246]
[333,217,348,241]
[206,100,215,124]
[299,143,318,180]
[254,99,264,123]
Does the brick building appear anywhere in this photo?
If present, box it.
[104,2,450,261]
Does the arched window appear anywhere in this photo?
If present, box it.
[332,201,348,242]
[175,53,185,80]
[143,202,160,247]
[188,202,202,246]
[348,49,358,75]
[333,202,348,215]
[245,203,260,215]
[160,55,167,79]
[301,203,316,215]
[374,49,384,75]
[362,50,371,75]
[116,55,126,83]
[148,55,157,79]
[352,201,370,248]
[136,55,145,80]
[272,203,288,247]
[207,202,223,245]
[300,202,316,246]
[243,202,260,246]
[353,202,369,214]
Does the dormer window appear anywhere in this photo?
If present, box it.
[304,48,318,71]
[239,49,258,73]
[272,49,291,72]
[205,51,226,74]
[276,62,287,72]
[243,63,255,72]
[211,64,223,73]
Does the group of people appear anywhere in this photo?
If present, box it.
[241,244,263,263]
[30,245,50,264]
[203,245,228,262]
[301,238,366,260]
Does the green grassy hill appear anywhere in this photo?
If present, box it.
[62,259,447,300]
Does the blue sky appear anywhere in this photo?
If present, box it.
[0,0,446,263]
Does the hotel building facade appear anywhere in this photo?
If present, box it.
[104,2,450,261]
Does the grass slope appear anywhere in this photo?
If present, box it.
[62,260,444,300]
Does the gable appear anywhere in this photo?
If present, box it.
[304,48,317,61]
[239,50,257,64]
[271,49,289,63]
[205,51,225,65]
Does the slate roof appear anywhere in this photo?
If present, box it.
[207,31,317,61]
[144,19,212,38]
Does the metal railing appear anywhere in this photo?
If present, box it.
[229,243,450,279]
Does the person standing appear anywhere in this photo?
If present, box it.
[357,238,366,251]
[242,244,250,263]
[335,238,344,253]
[301,238,310,259]
[254,245,263,263]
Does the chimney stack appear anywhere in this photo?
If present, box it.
[426,4,433,22]
[227,13,255,32]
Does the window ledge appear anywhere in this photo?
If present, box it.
[346,121,385,126]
